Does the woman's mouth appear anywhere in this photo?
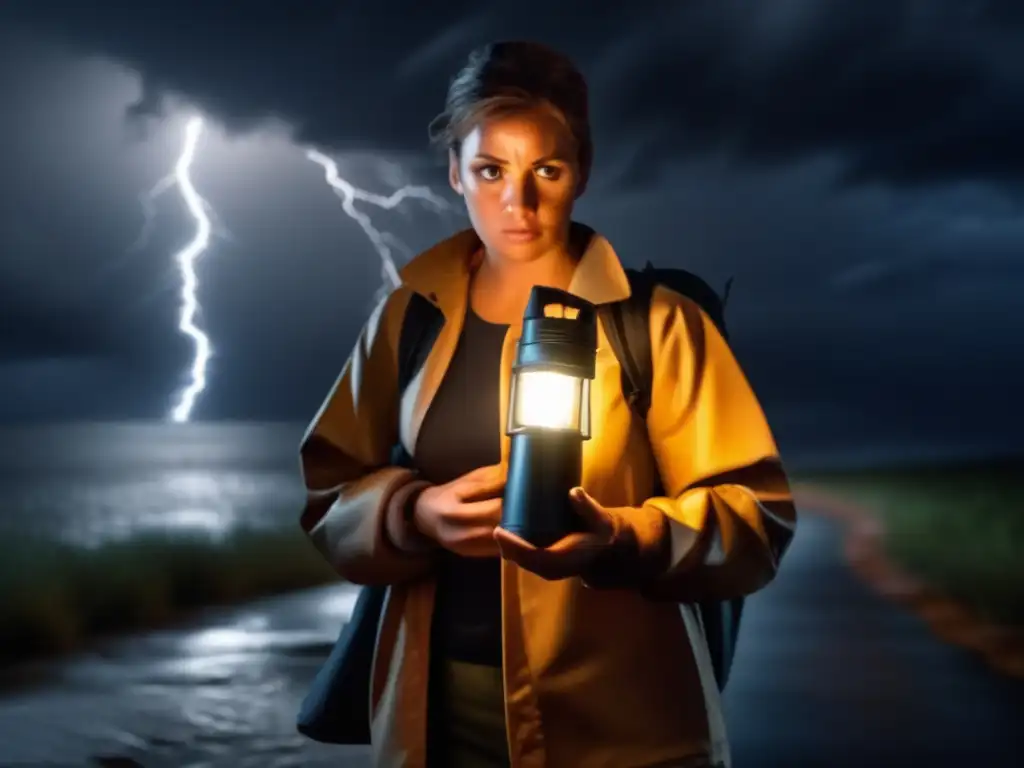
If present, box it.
[502,228,541,243]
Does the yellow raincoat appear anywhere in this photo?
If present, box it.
[299,226,796,768]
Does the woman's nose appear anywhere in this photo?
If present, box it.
[501,174,539,212]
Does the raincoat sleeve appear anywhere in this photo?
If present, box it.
[298,287,436,586]
[637,285,797,602]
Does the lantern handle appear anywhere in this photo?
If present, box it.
[523,286,596,322]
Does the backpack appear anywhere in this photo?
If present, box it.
[596,263,743,692]
[295,296,449,746]
[397,262,743,691]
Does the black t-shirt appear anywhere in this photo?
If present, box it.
[413,307,508,667]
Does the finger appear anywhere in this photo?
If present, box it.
[495,527,607,580]
[444,526,502,558]
[493,529,576,580]
[493,527,603,556]
[448,536,501,558]
[461,464,505,484]
[569,487,616,539]
[445,498,503,526]
[457,464,505,498]
[492,527,536,561]
[493,526,536,550]
[458,472,506,502]
[495,543,554,577]
[544,532,608,555]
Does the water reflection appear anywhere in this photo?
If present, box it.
[187,625,270,654]
[162,507,231,539]
[0,422,307,548]
[2,467,301,547]
[0,584,367,767]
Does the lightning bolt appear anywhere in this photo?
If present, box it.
[166,116,214,423]
[304,149,452,295]
[132,116,215,423]
[129,125,449,423]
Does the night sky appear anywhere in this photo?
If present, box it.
[1,1,1022,466]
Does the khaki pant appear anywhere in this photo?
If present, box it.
[429,659,510,768]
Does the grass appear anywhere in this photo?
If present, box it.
[798,458,1024,627]
[0,526,336,665]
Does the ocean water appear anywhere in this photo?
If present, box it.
[0,418,1013,551]
[0,422,309,547]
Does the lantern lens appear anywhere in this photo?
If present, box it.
[511,369,582,431]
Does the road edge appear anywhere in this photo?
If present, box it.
[794,484,1024,680]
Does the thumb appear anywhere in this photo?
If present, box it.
[570,487,615,538]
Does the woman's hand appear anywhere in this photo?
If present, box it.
[493,487,617,581]
[413,464,506,557]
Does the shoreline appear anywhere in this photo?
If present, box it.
[795,484,1024,680]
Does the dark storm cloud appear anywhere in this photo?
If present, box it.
[0,293,124,362]
[3,0,1024,454]
[4,1,1024,191]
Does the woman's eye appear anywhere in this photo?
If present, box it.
[536,165,561,180]
[477,165,501,181]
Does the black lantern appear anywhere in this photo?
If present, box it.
[501,286,598,548]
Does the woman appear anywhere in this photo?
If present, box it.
[299,41,796,768]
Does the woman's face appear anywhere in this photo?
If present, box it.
[449,105,582,264]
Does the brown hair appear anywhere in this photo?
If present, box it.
[428,41,593,190]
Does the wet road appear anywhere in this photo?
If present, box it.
[0,587,369,767]
[1,513,1022,767]
[724,515,1024,766]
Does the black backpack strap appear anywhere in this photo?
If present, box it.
[397,292,444,393]
[390,291,444,468]
[641,263,731,341]
[600,266,745,692]
[598,269,656,420]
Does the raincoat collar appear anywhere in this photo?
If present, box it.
[398,222,632,316]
